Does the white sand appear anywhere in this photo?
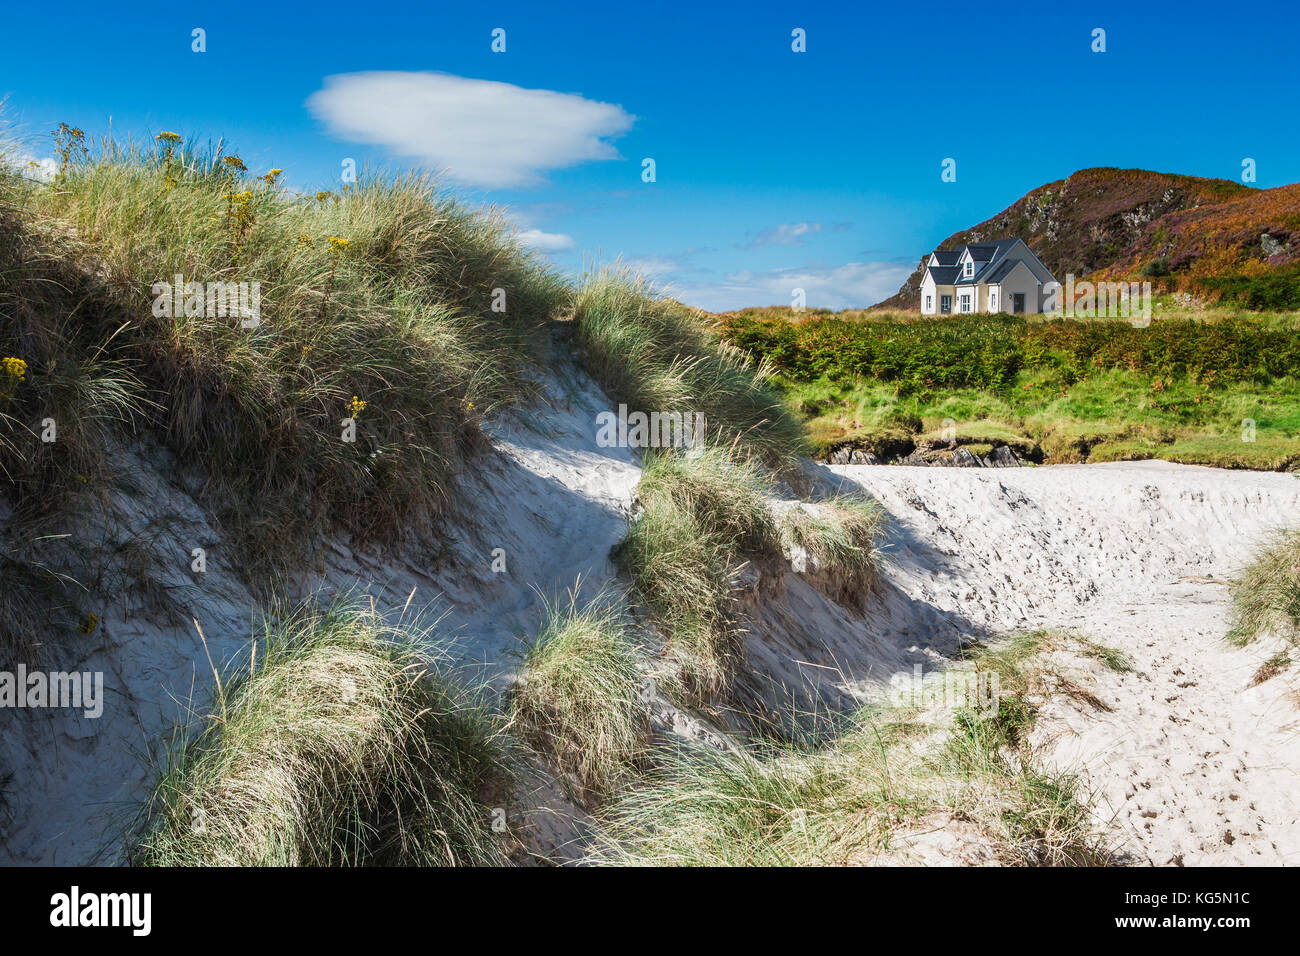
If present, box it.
[827,460,1300,865]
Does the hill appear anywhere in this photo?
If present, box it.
[879,168,1300,310]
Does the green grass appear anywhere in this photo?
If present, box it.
[784,368,1300,469]
[616,448,887,690]
[721,311,1300,470]
[615,455,743,696]
[3,134,568,584]
[0,160,147,507]
[1228,529,1300,646]
[573,268,806,465]
[634,444,780,557]
[613,445,792,694]
[591,631,1113,866]
[127,598,508,866]
[779,494,886,611]
[510,591,648,796]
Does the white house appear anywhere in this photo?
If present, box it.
[918,238,1058,315]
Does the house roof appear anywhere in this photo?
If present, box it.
[925,238,1043,287]
[983,259,1019,284]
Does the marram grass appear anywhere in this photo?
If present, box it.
[591,631,1115,867]
[1228,528,1300,646]
[510,591,648,796]
[3,133,568,582]
[573,267,806,465]
[779,494,886,611]
[128,599,508,867]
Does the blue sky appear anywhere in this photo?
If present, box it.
[3,0,1297,310]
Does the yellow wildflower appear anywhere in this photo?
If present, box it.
[156,131,182,144]
[327,236,351,251]
[2,357,27,381]
[77,613,99,635]
[347,395,367,418]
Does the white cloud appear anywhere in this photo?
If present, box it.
[623,254,692,277]
[671,260,914,312]
[517,228,574,252]
[4,153,57,183]
[744,222,822,248]
[307,71,635,189]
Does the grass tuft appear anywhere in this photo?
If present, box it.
[128,598,508,866]
[1228,528,1300,646]
[779,494,886,610]
[573,268,806,465]
[510,591,648,797]
[615,446,782,694]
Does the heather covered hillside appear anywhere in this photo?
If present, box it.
[879,168,1300,310]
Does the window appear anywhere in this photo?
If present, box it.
[990,290,998,311]
[964,261,972,277]
[960,293,971,313]
[925,295,932,311]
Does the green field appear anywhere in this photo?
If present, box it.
[717,307,1300,470]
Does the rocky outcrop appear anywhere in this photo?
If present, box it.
[829,441,1026,469]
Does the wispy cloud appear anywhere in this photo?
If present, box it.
[742,221,823,248]
[307,72,635,189]
[517,228,575,252]
[669,260,913,312]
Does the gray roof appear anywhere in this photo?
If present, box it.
[925,238,1029,287]
[983,259,1019,284]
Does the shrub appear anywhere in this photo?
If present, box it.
[719,312,1300,396]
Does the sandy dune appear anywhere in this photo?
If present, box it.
[3,341,1296,865]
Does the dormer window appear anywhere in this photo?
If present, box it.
[964,261,973,277]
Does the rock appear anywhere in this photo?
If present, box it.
[985,445,1022,468]
[1261,233,1288,258]
[828,445,881,465]
[948,446,983,468]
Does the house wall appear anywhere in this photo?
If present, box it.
[987,284,1002,313]
[998,262,1043,313]
[955,287,977,313]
